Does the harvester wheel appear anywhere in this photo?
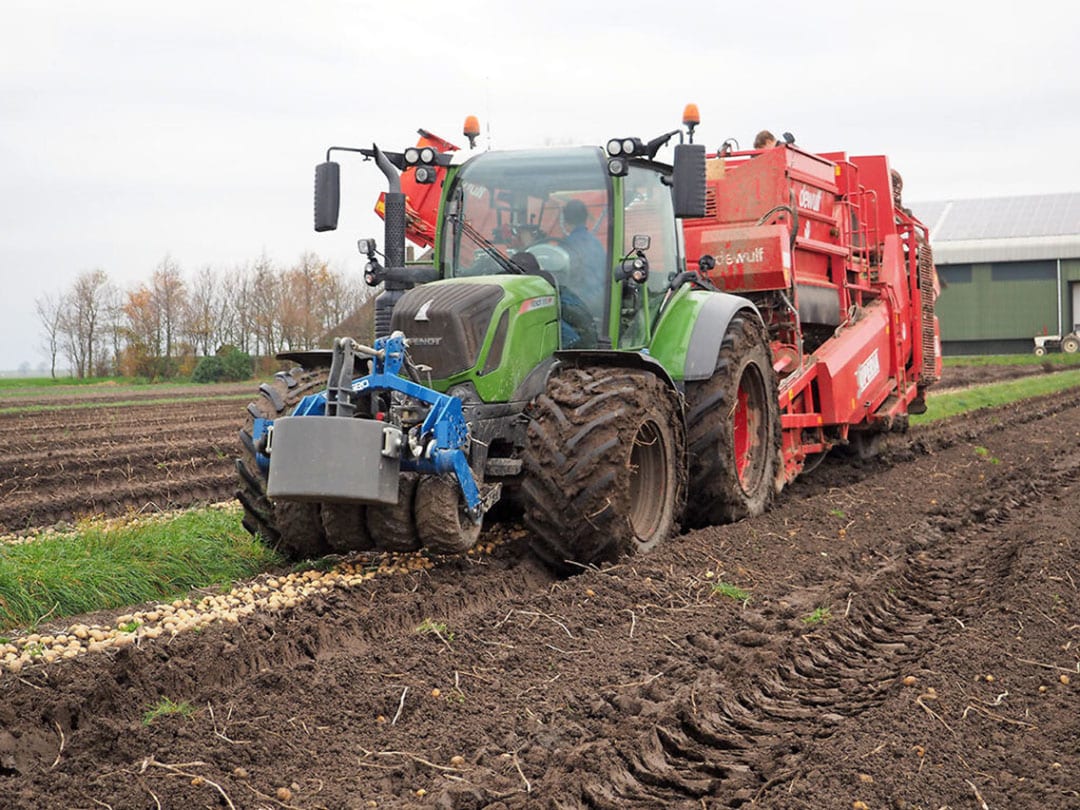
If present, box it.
[237,367,334,560]
[684,315,780,528]
[366,472,422,552]
[415,475,482,554]
[522,366,685,571]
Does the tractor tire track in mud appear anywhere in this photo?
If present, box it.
[0,385,1078,808]
[553,391,1080,808]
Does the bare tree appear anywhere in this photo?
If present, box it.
[62,268,113,379]
[249,253,281,357]
[151,255,186,377]
[317,260,370,339]
[184,265,220,357]
[219,264,250,353]
[280,252,330,350]
[35,291,66,379]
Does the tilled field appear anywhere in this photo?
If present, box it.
[0,383,250,533]
[1,375,1078,808]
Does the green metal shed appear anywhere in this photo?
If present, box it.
[914,193,1080,355]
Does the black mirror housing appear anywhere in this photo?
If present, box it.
[672,144,706,219]
[314,161,341,232]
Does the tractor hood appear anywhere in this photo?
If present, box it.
[389,275,561,401]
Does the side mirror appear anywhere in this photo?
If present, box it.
[314,161,341,232]
[672,144,706,219]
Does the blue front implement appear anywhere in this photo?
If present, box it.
[254,334,483,519]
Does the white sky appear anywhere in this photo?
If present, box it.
[2,0,1078,371]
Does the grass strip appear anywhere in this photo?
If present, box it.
[0,509,278,632]
[912,368,1080,424]
[0,376,133,391]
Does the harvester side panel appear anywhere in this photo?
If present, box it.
[799,300,897,425]
[683,142,938,483]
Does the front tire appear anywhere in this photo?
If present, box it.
[684,315,780,528]
[237,367,336,560]
[521,366,685,570]
[414,475,482,554]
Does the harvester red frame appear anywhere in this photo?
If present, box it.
[683,145,940,480]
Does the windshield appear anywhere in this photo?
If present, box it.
[441,147,612,325]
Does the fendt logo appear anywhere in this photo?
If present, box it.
[414,299,435,321]
[798,186,824,212]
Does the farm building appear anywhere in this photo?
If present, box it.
[915,193,1080,355]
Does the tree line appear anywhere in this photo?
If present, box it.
[35,253,372,380]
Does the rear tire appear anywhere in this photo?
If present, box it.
[521,366,685,571]
[1062,336,1079,354]
[684,315,780,528]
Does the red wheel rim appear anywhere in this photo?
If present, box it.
[732,366,766,493]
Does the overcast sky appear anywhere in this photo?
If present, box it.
[2,0,1078,371]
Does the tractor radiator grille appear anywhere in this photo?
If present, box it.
[918,242,938,384]
[390,283,504,378]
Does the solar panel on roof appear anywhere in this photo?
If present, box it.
[911,192,1080,240]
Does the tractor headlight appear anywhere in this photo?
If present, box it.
[608,156,629,177]
[404,147,420,165]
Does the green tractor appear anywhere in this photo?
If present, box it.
[236,122,779,569]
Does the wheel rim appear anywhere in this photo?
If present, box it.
[732,364,768,494]
[629,419,668,542]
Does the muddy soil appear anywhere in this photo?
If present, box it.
[1,383,1078,808]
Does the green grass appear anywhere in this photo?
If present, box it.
[0,509,279,631]
[0,393,251,416]
[711,581,751,604]
[802,607,831,626]
[912,368,1080,424]
[0,376,132,390]
[142,697,195,725]
[415,618,454,642]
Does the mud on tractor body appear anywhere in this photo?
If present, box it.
[237,109,939,569]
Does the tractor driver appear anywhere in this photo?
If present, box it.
[561,198,607,325]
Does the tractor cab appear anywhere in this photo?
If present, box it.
[437,146,691,351]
